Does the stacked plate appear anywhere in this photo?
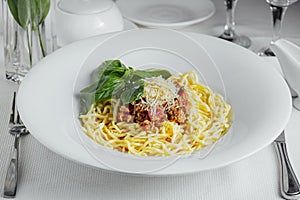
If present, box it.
[116,0,216,28]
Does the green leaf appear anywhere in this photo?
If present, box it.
[95,76,125,102]
[7,0,20,26]
[121,69,134,81]
[120,86,144,104]
[30,0,50,30]
[111,81,126,96]
[38,0,50,25]
[81,60,172,106]
[133,69,172,79]
[17,0,31,29]
[120,80,144,104]
[80,82,98,93]
[95,60,126,78]
[102,60,128,77]
[7,0,50,30]
[30,0,38,26]
[80,92,95,114]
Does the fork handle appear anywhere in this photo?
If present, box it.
[3,133,20,198]
[274,142,300,199]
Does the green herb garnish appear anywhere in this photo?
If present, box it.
[81,60,172,105]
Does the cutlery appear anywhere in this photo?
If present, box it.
[3,92,29,198]
[274,131,300,199]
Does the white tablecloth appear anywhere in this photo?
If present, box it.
[1,0,300,199]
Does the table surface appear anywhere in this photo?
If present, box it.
[1,0,300,199]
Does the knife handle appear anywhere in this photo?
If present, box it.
[274,142,300,199]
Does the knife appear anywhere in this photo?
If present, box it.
[274,130,300,199]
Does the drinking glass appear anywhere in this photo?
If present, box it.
[219,0,251,48]
[258,0,298,56]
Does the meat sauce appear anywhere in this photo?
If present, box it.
[117,86,189,130]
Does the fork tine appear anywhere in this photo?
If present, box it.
[9,92,17,124]
[13,92,22,125]
[13,92,18,125]
[16,110,21,124]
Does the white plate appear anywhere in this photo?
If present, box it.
[17,29,292,176]
[116,0,215,28]
[73,29,226,173]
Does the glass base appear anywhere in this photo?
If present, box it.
[6,72,25,83]
[257,47,275,57]
[219,33,251,49]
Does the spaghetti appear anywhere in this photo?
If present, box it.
[80,71,231,156]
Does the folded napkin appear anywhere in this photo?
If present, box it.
[271,39,300,104]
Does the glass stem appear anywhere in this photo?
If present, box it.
[270,5,288,44]
[223,0,238,39]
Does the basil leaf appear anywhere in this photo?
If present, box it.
[95,76,124,102]
[80,82,98,93]
[120,80,144,104]
[133,69,172,79]
[122,68,135,81]
[96,60,127,78]
[111,81,126,96]
[80,92,95,114]
[81,60,172,106]
[102,60,128,77]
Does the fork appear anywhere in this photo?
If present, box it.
[3,92,29,198]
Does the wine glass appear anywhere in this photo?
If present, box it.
[219,0,251,48]
[258,0,298,56]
